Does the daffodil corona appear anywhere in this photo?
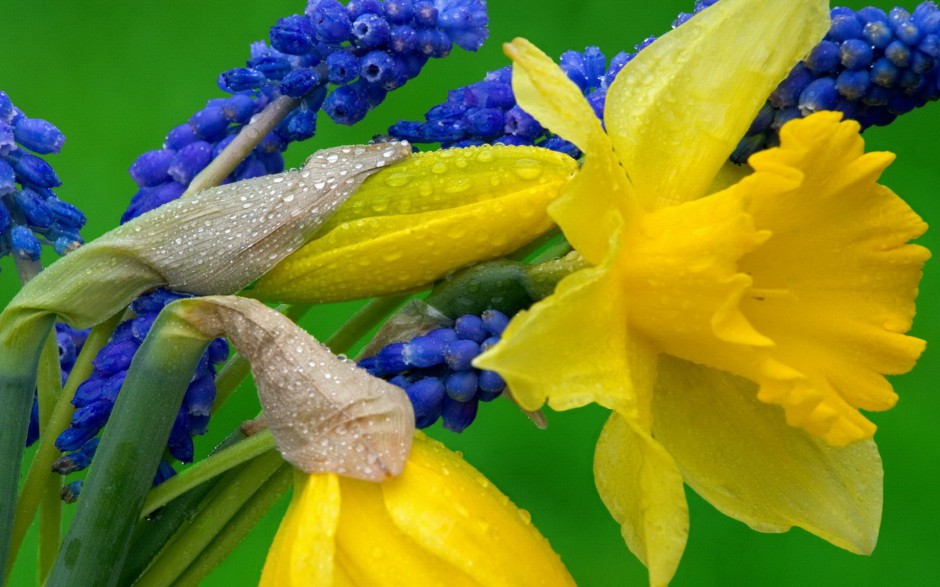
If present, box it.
[475,0,929,585]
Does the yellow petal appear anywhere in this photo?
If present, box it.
[260,471,340,587]
[473,223,637,414]
[381,433,577,586]
[653,357,883,554]
[335,476,479,586]
[506,37,636,263]
[604,0,829,207]
[504,37,607,158]
[737,112,929,444]
[595,411,689,587]
[250,145,576,303]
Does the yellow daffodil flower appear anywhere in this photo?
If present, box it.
[251,145,577,303]
[261,433,576,587]
[474,0,929,585]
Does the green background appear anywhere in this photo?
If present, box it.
[2,1,938,585]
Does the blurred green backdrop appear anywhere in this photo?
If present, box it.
[2,1,938,585]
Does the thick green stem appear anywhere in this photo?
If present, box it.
[36,332,64,585]
[6,312,121,579]
[131,451,286,587]
[45,309,210,587]
[174,463,292,587]
[0,309,56,583]
[117,428,251,587]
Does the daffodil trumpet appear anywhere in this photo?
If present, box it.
[475,0,930,584]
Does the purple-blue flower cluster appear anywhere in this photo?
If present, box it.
[0,90,85,268]
[737,2,940,161]
[54,290,229,483]
[390,1,940,165]
[125,0,488,222]
[359,309,508,432]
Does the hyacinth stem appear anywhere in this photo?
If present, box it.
[0,309,56,578]
[141,428,276,517]
[12,254,44,286]
[36,332,63,584]
[324,295,409,353]
[6,311,122,577]
[46,308,210,586]
[131,450,287,587]
[174,463,292,586]
[183,95,302,197]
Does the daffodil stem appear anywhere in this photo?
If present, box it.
[527,234,572,264]
[141,429,276,517]
[173,463,292,586]
[6,311,122,579]
[118,428,253,587]
[507,227,565,262]
[131,450,287,587]
[184,95,302,197]
[46,308,209,587]
[36,331,63,585]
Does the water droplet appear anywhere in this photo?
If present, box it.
[384,173,412,187]
[513,159,543,180]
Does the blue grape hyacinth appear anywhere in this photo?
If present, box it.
[126,0,488,221]
[390,1,940,164]
[0,90,85,271]
[360,309,509,432]
[58,0,490,491]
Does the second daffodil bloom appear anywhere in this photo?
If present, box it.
[474,0,930,585]
[260,433,576,587]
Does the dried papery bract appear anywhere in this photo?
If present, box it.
[181,296,414,481]
[2,141,413,329]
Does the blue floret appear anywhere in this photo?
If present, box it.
[359,309,510,432]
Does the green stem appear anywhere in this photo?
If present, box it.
[36,332,63,585]
[174,463,292,587]
[324,295,408,353]
[118,428,251,587]
[45,309,210,587]
[140,429,276,517]
[6,311,122,579]
[0,309,56,581]
[131,451,286,587]
[528,234,572,264]
[183,95,301,197]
